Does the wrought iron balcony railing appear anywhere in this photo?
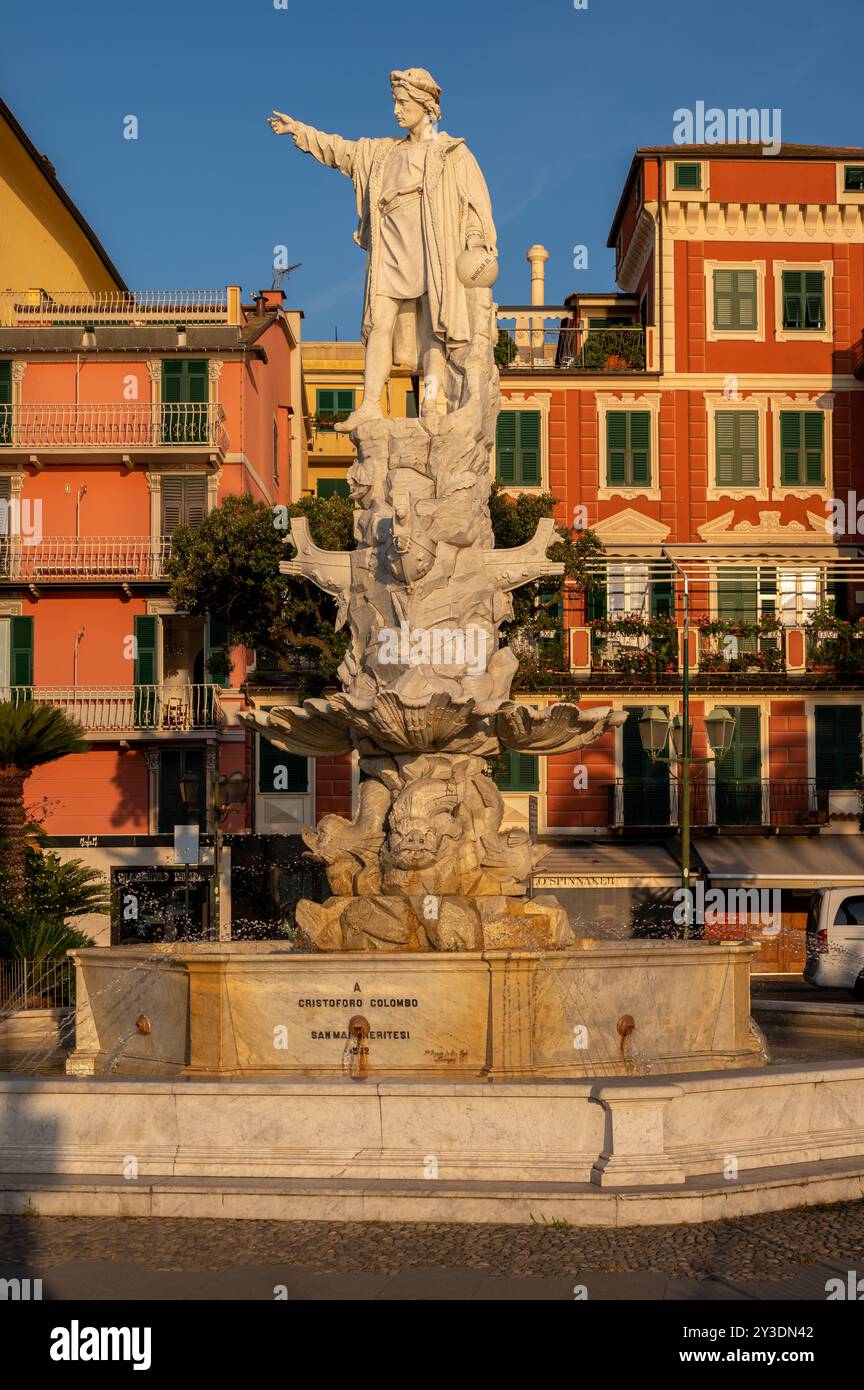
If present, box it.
[496,318,647,371]
[590,625,679,676]
[606,778,830,829]
[3,685,224,732]
[0,402,227,452]
[0,287,239,327]
[699,627,786,674]
[0,536,171,584]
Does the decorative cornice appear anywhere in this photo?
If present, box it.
[663,200,864,242]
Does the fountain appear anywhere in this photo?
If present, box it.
[65,68,760,1081]
[8,73,864,1226]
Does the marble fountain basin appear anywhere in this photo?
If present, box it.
[66,937,762,1079]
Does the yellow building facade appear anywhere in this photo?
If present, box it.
[301,341,417,496]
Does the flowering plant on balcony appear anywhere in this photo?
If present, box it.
[589,613,678,673]
[579,327,646,371]
[698,614,783,672]
[805,604,864,672]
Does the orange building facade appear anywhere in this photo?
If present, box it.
[490,144,864,956]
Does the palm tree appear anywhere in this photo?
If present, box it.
[0,701,88,906]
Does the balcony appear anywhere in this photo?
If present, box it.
[496,311,650,372]
[699,619,786,675]
[4,685,224,738]
[590,617,679,678]
[607,779,829,830]
[0,536,171,586]
[0,287,241,327]
[806,616,864,674]
[0,403,227,459]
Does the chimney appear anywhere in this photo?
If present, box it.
[527,244,549,306]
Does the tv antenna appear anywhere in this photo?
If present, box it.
[272,262,302,290]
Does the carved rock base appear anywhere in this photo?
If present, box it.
[294,892,573,953]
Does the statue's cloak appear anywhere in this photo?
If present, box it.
[291,124,497,368]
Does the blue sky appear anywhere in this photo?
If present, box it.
[2,0,861,338]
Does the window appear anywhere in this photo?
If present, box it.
[778,570,820,626]
[316,478,350,499]
[0,362,11,446]
[782,270,825,331]
[161,360,209,443]
[494,750,538,793]
[622,707,670,826]
[258,737,308,794]
[272,418,279,486]
[713,269,757,332]
[158,748,206,834]
[815,706,862,791]
[316,389,354,430]
[834,895,864,926]
[715,411,759,487]
[844,166,864,192]
[496,410,541,486]
[0,614,33,697]
[779,412,824,486]
[674,162,701,190]
[161,476,207,534]
[606,411,650,488]
[715,707,762,826]
[405,387,419,418]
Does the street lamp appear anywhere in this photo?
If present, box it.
[638,703,736,936]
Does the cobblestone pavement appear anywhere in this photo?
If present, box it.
[1,1201,863,1283]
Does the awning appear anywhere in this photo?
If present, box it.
[534,843,680,891]
[697,836,864,889]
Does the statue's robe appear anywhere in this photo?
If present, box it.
[291,123,497,369]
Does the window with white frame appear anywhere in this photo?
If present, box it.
[608,563,650,617]
[778,570,820,627]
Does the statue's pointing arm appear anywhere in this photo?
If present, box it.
[270,111,357,178]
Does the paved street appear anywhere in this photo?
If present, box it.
[2,1202,863,1300]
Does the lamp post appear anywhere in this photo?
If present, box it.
[177,767,250,940]
[177,768,202,926]
[638,703,735,936]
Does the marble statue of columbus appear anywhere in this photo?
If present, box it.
[269,68,497,432]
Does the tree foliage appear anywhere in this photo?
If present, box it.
[165,486,603,693]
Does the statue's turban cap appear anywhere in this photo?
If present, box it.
[390,68,442,122]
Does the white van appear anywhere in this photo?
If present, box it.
[804,888,864,998]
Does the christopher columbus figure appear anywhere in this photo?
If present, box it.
[269,68,498,432]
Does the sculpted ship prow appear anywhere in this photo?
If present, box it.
[248,69,626,951]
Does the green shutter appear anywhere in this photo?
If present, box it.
[815,706,862,790]
[717,707,761,783]
[10,615,33,692]
[651,578,674,617]
[845,166,864,191]
[629,411,650,484]
[258,737,308,794]
[517,411,541,484]
[134,615,158,729]
[0,362,11,446]
[781,412,824,486]
[316,389,354,429]
[496,411,517,484]
[607,411,650,487]
[804,270,825,329]
[674,162,701,190]
[783,271,825,331]
[586,575,607,622]
[162,361,208,443]
[713,269,757,332]
[716,411,758,487]
[206,616,230,684]
[606,412,628,485]
[316,478,351,499]
[134,615,157,685]
[717,568,758,623]
[494,749,539,792]
[782,271,804,329]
